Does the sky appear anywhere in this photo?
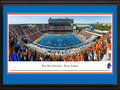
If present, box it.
[9,15,111,24]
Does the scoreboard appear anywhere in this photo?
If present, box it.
[49,18,73,25]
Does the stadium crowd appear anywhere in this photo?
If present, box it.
[9,30,111,61]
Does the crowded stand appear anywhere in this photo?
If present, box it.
[37,24,72,33]
[9,18,112,62]
[78,30,100,42]
[9,25,112,61]
[9,25,43,43]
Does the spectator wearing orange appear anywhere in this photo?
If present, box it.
[81,52,84,61]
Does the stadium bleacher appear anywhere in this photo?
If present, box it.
[9,25,43,43]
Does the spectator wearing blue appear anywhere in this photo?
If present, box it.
[11,47,19,61]
[45,59,48,61]
[12,43,21,61]
[30,52,33,61]
[31,57,33,61]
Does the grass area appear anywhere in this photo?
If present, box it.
[93,24,111,31]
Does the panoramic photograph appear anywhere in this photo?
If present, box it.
[8,15,112,62]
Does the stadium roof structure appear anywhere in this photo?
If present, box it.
[76,24,91,27]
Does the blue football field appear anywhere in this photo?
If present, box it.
[37,34,82,48]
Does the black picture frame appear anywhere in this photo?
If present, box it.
[0,0,120,89]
